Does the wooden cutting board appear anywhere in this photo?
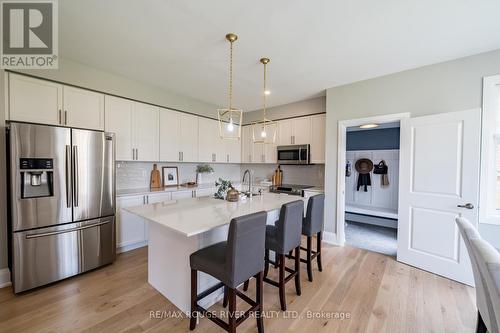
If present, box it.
[150,164,162,188]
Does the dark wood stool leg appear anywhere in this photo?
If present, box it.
[243,279,250,291]
[274,252,279,268]
[278,254,286,311]
[190,269,197,330]
[317,231,323,272]
[222,285,228,308]
[228,287,237,333]
[294,246,301,296]
[476,311,487,333]
[256,272,264,333]
[264,249,270,278]
[306,236,313,282]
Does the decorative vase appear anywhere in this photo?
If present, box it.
[196,172,202,184]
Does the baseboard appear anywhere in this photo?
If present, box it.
[117,240,148,254]
[0,268,11,289]
[323,231,343,246]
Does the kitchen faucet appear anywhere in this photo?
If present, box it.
[242,169,253,198]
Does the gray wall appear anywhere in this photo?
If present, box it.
[347,128,400,151]
[324,49,500,247]
[243,96,325,124]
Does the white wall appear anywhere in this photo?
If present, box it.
[243,96,325,124]
[12,58,219,118]
[240,164,325,187]
[324,48,500,246]
[116,162,241,190]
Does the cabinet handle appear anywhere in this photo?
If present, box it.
[181,151,184,161]
[227,154,229,163]
[64,110,68,125]
[179,151,182,162]
[58,109,62,124]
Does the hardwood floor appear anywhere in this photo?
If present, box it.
[0,244,477,333]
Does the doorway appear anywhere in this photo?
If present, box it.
[343,122,401,257]
[336,113,409,251]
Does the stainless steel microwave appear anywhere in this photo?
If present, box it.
[277,144,310,165]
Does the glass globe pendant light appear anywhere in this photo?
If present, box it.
[252,57,277,144]
[217,33,243,140]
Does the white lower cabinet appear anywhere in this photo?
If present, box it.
[116,195,147,251]
[195,187,216,198]
[172,190,194,200]
[116,192,174,252]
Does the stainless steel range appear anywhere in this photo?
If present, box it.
[269,184,313,196]
[7,122,116,293]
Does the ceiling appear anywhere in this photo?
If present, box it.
[60,1,500,111]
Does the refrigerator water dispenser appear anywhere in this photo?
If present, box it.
[20,158,54,198]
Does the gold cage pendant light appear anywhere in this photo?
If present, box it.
[252,57,277,144]
[217,33,243,140]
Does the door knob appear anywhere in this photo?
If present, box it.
[457,203,474,209]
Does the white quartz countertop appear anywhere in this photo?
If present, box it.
[123,193,306,237]
[116,183,222,197]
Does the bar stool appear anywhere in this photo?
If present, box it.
[289,194,325,282]
[189,211,267,333]
[245,200,303,311]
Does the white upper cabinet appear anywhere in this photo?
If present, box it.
[159,108,180,162]
[240,125,277,164]
[278,120,293,145]
[63,86,104,130]
[132,102,159,162]
[220,124,241,163]
[198,117,219,163]
[105,98,159,162]
[9,73,62,126]
[310,114,326,163]
[105,96,134,161]
[293,117,312,144]
[159,109,199,162]
[277,117,312,145]
[241,126,253,163]
[10,73,103,130]
[179,113,199,162]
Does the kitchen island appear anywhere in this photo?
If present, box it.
[124,193,307,313]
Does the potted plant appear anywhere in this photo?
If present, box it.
[195,164,214,184]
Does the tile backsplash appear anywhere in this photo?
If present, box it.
[116,162,325,190]
[116,162,241,190]
[240,164,325,186]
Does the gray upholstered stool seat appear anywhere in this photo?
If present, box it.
[190,241,228,286]
[189,211,267,333]
[247,200,303,312]
[299,194,325,282]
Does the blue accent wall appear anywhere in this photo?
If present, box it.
[346,128,400,151]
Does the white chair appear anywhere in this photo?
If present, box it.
[471,238,500,333]
[455,217,495,332]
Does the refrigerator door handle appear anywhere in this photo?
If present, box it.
[72,145,79,207]
[65,145,72,208]
[25,220,111,239]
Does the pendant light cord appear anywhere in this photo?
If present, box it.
[263,61,267,124]
[228,40,233,112]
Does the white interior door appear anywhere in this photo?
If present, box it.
[398,109,480,285]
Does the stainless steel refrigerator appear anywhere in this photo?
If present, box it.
[7,122,116,293]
